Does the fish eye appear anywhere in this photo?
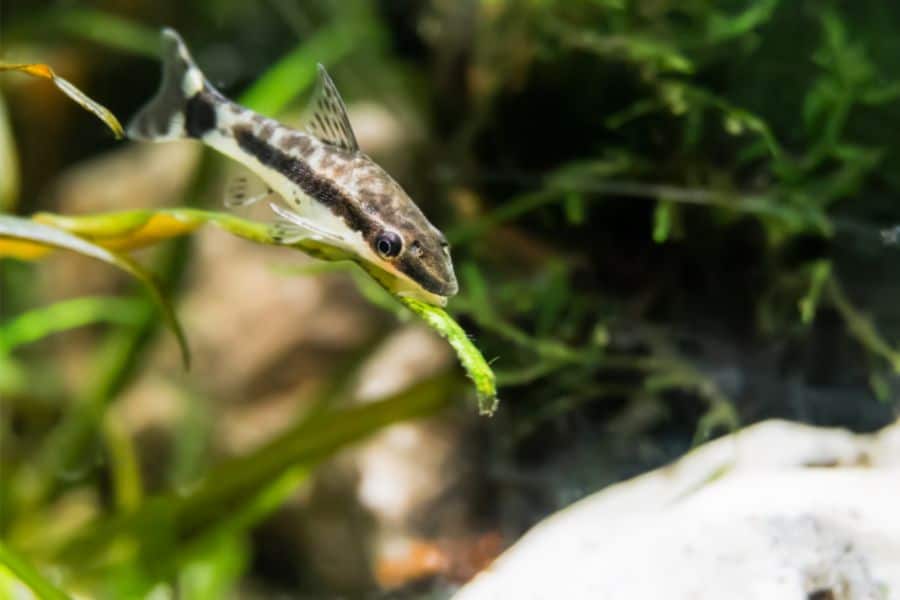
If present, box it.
[375,230,402,258]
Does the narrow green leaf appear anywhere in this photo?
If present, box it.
[0,215,189,367]
[564,192,585,225]
[798,260,831,324]
[103,412,145,512]
[706,0,778,43]
[238,24,360,115]
[45,8,161,57]
[178,535,249,600]
[0,296,144,352]
[3,208,498,413]
[401,298,498,415]
[0,94,20,211]
[57,374,455,565]
[652,201,673,243]
[0,541,70,600]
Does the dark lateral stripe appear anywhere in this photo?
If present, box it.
[233,126,374,238]
[233,125,450,296]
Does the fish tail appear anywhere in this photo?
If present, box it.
[127,28,219,141]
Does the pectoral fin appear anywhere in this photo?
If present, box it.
[224,170,273,208]
[269,203,345,245]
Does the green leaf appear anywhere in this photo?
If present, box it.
[0,215,189,367]
[1,209,498,413]
[238,23,361,115]
[178,535,248,600]
[0,541,70,600]
[44,8,161,57]
[869,371,891,404]
[563,192,585,225]
[103,411,145,512]
[652,200,673,243]
[706,0,779,43]
[547,19,693,74]
[0,94,19,211]
[0,296,144,353]
[827,277,900,373]
[56,374,455,568]
[401,298,498,415]
[798,261,831,325]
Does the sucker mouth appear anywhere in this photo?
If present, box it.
[396,253,459,298]
[418,272,458,297]
[438,278,459,297]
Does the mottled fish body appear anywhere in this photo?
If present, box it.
[128,29,457,305]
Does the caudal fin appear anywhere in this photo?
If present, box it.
[127,28,215,141]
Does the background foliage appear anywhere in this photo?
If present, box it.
[2,0,900,597]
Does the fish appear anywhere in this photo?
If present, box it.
[127,28,458,306]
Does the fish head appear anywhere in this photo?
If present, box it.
[298,63,457,305]
[353,175,458,306]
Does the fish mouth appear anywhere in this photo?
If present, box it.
[358,258,455,306]
[429,277,458,297]
[403,271,458,306]
[417,270,458,298]
[396,255,458,299]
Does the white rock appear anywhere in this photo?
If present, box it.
[455,420,900,600]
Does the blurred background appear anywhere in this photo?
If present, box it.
[2,0,900,597]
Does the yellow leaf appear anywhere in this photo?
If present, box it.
[1,62,124,139]
[33,211,204,251]
[0,237,54,260]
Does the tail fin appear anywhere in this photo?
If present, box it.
[127,28,213,141]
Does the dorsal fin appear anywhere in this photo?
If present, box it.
[305,64,359,153]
